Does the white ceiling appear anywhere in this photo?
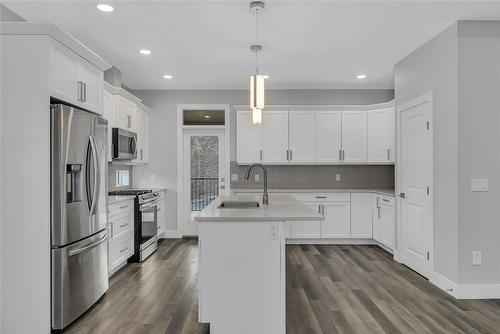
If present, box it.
[4,1,500,90]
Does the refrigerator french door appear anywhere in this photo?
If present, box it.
[51,104,109,330]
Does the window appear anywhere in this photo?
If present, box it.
[116,170,130,187]
[183,109,225,126]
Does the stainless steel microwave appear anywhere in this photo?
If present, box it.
[112,128,137,160]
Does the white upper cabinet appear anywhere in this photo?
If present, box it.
[116,96,138,131]
[49,41,103,114]
[236,110,262,164]
[316,110,342,163]
[367,108,395,163]
[289,110,316,163]
[350,193,373,238]
[262,110,289,164]
[103,90,117,162]
[78,60,103,112]
[133,106,150,164]
[341,111,367,163]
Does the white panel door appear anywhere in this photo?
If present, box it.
[368,108,395,163]
[290,203,321,238]
[316,110,342,163]
[262,110,289,164]
[350,193,373,238]
[289,110,315,163]
[236,110,262,164]
[102,91,116,161]
[321,202,350,238]
[78,61,103,113]
[341,111,367,163]
[398,96,433,278]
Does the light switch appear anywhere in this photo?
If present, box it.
[231,173,239,181]
[471,178,488,192]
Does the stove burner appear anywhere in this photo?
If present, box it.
[108,189,153,196]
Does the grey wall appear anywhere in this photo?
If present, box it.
[395,21,500,286]
[231,162,394,190]
[0,4,25,22]
[108,163,133,191]
[456,22,500,285]
[395,23,459,282]
[131,89,394,232]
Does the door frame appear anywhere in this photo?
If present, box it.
[177,104,231,237]
[395,92,434,278]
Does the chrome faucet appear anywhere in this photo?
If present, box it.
[244,163,269,205]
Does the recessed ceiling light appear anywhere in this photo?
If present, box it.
[96,4,114,12]
[263,75,270,79]
[162,74,173,79]
[204,115,211,119]
[139,49,152,55]
[357,74,367,79]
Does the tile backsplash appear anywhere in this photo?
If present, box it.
[108,163,133,191]
[230,162,394,190]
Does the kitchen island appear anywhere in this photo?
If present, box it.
[195,194,323,334]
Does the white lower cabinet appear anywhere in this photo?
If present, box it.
[373,195,395,250]
[108,199,134,275]
[321,201,351,238]
[350,193,373,238]
[290,202,321,238]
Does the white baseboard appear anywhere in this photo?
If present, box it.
[455,284,500,299]
[160,230,182,239]
[430,272,500,299]
[430,272,458,298]
[285,238,376,245]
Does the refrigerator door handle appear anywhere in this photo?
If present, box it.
[89,135,99,215]
[68,234,108,257]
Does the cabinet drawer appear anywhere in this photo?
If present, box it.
[293,193,350,202]
[109,200,134,219]
[109,231,134,272]
[377,195,395,207]
[110,214,133,238]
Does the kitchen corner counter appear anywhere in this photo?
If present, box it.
[108,195,136,205]
[232,188,396,197]
[194,194,324,222]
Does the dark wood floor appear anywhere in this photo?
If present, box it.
[66,239,500,334]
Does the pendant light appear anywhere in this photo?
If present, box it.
[249,1,265,124]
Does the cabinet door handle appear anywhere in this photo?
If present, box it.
[321,205,325,216]
[378,207,381,219]
[290,150,292,160]
[286,149,289,161]
[342,150,345,161]
[315,196,327,199]
[127,115,131,129]
[119,223,128,228]
[120,247,129,254]
[119,205,128,209]
[318,205,321,214]
[77,81,82,101]
[387,149,391,161]
[83,82,87,102]
[339,149,342,161]
[140,149,144,161]
[260,149,263,161]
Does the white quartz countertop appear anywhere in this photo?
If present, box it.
[232,188,395,197]
[108,195,136,205]
[195,194,324,222]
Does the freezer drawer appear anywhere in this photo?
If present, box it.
[51,230,109,330]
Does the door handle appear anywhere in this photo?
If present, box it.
[69,234,108,256]
[89,135,99,215]
[399,192,406,199]
[83,82,87,102]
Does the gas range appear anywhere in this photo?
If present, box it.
[108,189,159,204]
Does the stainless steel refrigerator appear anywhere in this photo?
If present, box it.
[51,103,109,331]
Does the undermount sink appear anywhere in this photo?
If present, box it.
[217,200,260,209]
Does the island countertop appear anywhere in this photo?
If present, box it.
[194,194,324,222]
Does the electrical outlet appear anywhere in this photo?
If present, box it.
[150,174,156,181]
[231,173,238,181]
[472,251,481,265]
[336,174,341,181]
[255,174,260,181]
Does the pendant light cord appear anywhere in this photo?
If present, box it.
[255,9,259,74]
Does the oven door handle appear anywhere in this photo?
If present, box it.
[140,203,158,211]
